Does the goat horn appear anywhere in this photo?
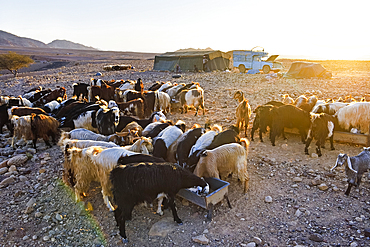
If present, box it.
[347,156,358,173]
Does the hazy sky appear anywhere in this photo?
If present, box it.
[1,0,369,59]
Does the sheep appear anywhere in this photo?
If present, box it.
[122,136,153,154]
[304,113,337,157]
[143,122,172,139]
[282,94,294,105]
[312,102,349,115]
[61,128,126,146]
[294,95,308,108]
[110,161,209,242]
[299,95,318,112]
[30,114,60,149]
[186,128,239,172]
[58,138,119,150]
[233,91,251,136]
[121,121,143,137]
[152,121,185,160]
[335,102,370,134]
[270,105,311,146]
[73,110,99,133]
[171,85,205,116]
[205,129,240,150]
[188,124,222,157]
[166,83,186,98]
[96,107,120,135]
[331,148,370,195]
[11,115,33,148]
[175,128,205,167]
[64,145,137,211]
[157,91,171,114]
[193,142,249,193]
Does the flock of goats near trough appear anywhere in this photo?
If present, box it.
[1,77,370,242]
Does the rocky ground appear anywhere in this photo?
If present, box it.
[0,54,370,247]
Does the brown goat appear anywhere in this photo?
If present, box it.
[233,91,251,136]
[30,113,60,149]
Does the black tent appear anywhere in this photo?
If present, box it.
[284,62,332,79]
[153,50,231,72]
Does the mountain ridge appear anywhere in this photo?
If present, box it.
[0,30,97,50]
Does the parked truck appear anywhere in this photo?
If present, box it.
[231,47,283,74]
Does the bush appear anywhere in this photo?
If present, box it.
[0,51,34,77]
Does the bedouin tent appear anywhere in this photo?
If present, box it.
[153,50,231,72]
[284,61,332,79]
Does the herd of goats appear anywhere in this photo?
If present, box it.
[0,77,370,242]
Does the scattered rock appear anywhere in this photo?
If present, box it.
[7,154,28,167]
[0,167,8,175]
[309,233,324,242]
[8,165,17,172]
[293,177,302,182]
[364,228,370,237]
[0,159,8,168]
[350,242,358,247]
[295,209,302,217]
[0,175,16,188]
[318,183,329,191]
[192,234,209,245]
[148,217,175,237]
[264,196,273,203]
[55,213,63,221]
[252,236,262,245]
[311,153,319,158]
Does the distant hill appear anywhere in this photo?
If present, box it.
[47,40,96,50]
[0,30,97,50]
[175,47,214,52]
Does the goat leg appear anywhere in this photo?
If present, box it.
[345,183,353,196]
[329,135,335,150]
[168,196,182,224]
[305,137,312,155]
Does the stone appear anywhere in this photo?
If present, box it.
[252,236,262,245]
[364,228,370,237]
[32,235,37,240]
[0,167,8,174]
[56,214,63,221]
[35,212,42,218]
[311,179,321,186]
[311,153,319,158]
[203,229,209,234]
[355,217,362,222]
[43,235,50,241]
[26,198,36,208]
[350,242,358,247]
[7,154,28,166]
[23,235,29,240]
[265,196,273,203]
[245,242,256,247]
[24,206,34,214]
[295,209,302,217]
[0,159,8,168]
[8,165,17,172]
[309,233,324,242]
[318,183,329,191]
[27,148,37,154]
[19,175,27,182]
[0,175,16,188]
[192,234,209,245]
[293,177,303,182]
[39,168,46,174]
[148,217,176,237]
[182,199,189,206]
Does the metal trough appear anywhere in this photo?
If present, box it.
[177,177,231,221]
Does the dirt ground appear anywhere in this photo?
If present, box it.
[1,49,370,247]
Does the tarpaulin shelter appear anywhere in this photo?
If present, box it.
[153,50,231,72]
[284,62,332,79]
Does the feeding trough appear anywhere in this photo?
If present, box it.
[177,177,231,221]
